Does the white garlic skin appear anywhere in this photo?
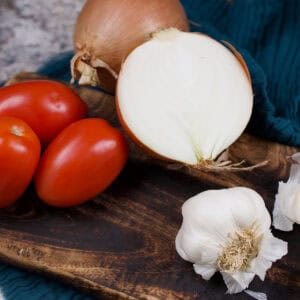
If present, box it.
[176,187,287,294]
[273,152,300,231]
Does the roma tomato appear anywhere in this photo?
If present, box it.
[0,80,87,145]
[34,118,128,207]
[0,117,41,208]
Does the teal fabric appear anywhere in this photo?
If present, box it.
[184,0,300,145]
[0,0,299,299]
[0,264,92,299]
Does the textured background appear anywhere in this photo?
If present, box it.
[0,0,85,82]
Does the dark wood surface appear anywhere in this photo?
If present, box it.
[0,73,299,299]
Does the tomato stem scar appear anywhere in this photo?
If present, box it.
[11,126,24,137]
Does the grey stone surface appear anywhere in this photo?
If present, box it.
[0,0,85,82]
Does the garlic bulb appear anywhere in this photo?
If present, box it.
[117,28,253,167]
[273,153,300,231]
[175,187,287,294]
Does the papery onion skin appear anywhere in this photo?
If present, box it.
[72,0,189,93]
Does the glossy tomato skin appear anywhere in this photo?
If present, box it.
[0,117,41,208]
[0,80,87,145]
[35,118,128,207]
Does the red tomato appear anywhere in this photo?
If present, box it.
[0,117,41,208]
[0,80,87,146]
[34,118,128,207]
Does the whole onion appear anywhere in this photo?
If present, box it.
[72,0,189,92]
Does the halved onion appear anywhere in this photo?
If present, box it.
[117,29,253,167]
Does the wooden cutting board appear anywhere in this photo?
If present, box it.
[0,73,299,299]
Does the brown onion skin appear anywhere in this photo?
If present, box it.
[73,0,189,93]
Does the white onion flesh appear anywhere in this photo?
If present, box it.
[117,29,253,165]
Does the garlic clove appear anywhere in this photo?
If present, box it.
[175,228,190,261]
[181,188,265,244]
[222,271,255,294]
[250,255,272,281]
[248,232,287,281]
[258,231,288,262]
[193,264,216,280]
[244,290,267,300]
[291,152,300,165]
[175,225,220,264]
[288,160,300,184]
[273,153,300,231]
[273,190,295,231]
[117,29,253,166]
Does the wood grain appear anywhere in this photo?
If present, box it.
[0,73,299,299]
